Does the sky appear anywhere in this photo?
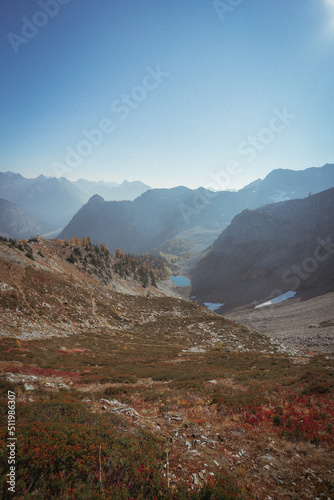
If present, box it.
[1,0,334,190]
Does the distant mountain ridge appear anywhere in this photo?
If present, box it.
[239,163,334,204]
[190,187,334,311]
[0,198,55,239]
[74,178,151,201]
[59,164,334,255]
[1,164,334,245]
[0,172,151,228]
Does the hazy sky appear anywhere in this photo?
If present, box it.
[1,0,334,190]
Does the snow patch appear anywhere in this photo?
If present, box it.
[204,302,224,312]
[255,291,296,308]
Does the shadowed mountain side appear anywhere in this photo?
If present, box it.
[190,188,334,311]
[59,195,142,252]
[59,188,195,254]
[59,186,248,255]
[59,164,334,255]
[0,198,56,239]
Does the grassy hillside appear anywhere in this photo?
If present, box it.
[0,239,333,499]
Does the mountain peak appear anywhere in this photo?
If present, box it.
[88,194,105,204]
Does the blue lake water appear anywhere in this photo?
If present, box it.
[170,275,191,287]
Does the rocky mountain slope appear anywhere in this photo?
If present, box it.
[225,291,334,354]
[60,164,334,255]
[1,238,334,498]
[190,188,334,311]
[0,237,254,347]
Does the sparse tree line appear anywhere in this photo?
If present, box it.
[1,236,39,260]
[61,237,169,287]
[113,249,169,287]
[61,236,109,266]
[0,235,170,288]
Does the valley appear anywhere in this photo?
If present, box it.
[1,164,334,498]
[3,1,334,497]
[0,237,334,498]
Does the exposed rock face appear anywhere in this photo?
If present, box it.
[190,188,334,311]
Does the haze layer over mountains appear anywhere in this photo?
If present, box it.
[59,164,334,255]
[0,172,151,230]
[1,163,333,311]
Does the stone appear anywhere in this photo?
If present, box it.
[192,474,200,486]
[24,383,35,391]
[260,453,276,462]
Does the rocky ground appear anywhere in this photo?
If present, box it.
[1,239,334,499]
[166,255,334,357]
[225,293,334,356]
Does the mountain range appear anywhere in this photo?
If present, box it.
[0,172,151,229]
[1,164,333,250]
[60,163,334,255]
[74,178,152,202]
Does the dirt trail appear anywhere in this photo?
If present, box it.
[8,265,51,327]
[89,289,111,329]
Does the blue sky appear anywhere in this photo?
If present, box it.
[1,0,333,189]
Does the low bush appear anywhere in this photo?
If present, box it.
[0,393,246,499]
